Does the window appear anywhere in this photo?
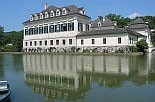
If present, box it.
[81,39,84,45]
[25,42,27,46]
[30,41,32,46]
[62,39,65,45]
[118,37,121,44]
[92,39,95,44]
[45,12,49,18]
[98,22,101,27]
[86,24,89,31]
[45,40,47,45]
[68,22,74,31]
[34,14,38,20]
[55,24,60,32]
[50,11,54,17]
[103,38,106,44]
[129,37,132,44]
[56,40,59,45]
[39,26,43,34]
[69,39,72,45]
[39,41,42,45]
[34,41,37,46]
[50,40,53,45]
[49,25,54,33]
[39,13,43,19]
[29,28,34,35]
[80,9,85,15]
[25,29,28,35]
[56,9,60,16]
[61,23,67,32]
[44,26,48,33]
[62,8,67,15]
[30,15,33,21]
[78,23,83,32]
[34,27,38,35]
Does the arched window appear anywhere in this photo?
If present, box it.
[98,22,101,27]
[30,15,33,21]
[45,12,49,18]
[62,8,67,15]
[50,10,55,17]
[80,9,85,15]
[39,13,43,19]
[34,14,38,20]
[56,9,60,16]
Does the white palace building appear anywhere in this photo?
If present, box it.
[23,4,152,52]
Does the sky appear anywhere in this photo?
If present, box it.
[0,0,155,32]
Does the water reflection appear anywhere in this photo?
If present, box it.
[0,54,4,79]
[23,54,155,101]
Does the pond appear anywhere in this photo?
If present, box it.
[0,53,155,102]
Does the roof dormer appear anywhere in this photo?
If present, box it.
[98,22,101,27]
[62,8,67,15]
[30,15,34,21]
[34,14,38,20]
[45,11,49,18]
[39,13,44,19]
[50,10,55,17]
[79,8,85,15]
[56,9,61,16]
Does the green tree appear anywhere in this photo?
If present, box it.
[136,39,148,53]
[105,13,131,28]
[11,30,23,52]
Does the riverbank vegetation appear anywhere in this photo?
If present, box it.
[0,26,23,52]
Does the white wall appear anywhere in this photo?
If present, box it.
[77,33,129,47]
[23,15,90,50]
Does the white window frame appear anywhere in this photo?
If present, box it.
[45,12,49,18]
[30,15,33,21]
[62,8,67,15]
[56,9,60,16]
[50,10,55,17]
[39,13,43,19]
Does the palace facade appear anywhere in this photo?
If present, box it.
[23,4,151,52]
[23,4,90,52]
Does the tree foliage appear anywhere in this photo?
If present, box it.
[7,31,23,52]
[136,39,148,53]
[105,13,131,28]
[139,16,155,29]
[0,29,23,52]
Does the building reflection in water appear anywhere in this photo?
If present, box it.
[23,54,155,101]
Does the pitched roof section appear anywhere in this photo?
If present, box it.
[131,18,145,24]
[41,5,82,14]
[91,17,117,28]
[129,18,148,29]
[77,28,144,37]
[41,5,58,13]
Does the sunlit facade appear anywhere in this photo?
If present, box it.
[23,4,90,52]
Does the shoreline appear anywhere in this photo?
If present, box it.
[0,52,144,56]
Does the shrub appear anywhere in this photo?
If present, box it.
[136,39,148,53]
[129,46,138,52]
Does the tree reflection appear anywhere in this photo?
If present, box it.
[0,54,4,79]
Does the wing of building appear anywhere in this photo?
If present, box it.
[23,4,90,52]
[23,4,149,53]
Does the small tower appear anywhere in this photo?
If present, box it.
[44,3,48,10]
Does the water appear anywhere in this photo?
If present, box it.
[0,53,155,102]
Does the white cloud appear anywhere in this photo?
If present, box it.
[128,13,141,19]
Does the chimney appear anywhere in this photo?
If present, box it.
[44,3,48,10]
